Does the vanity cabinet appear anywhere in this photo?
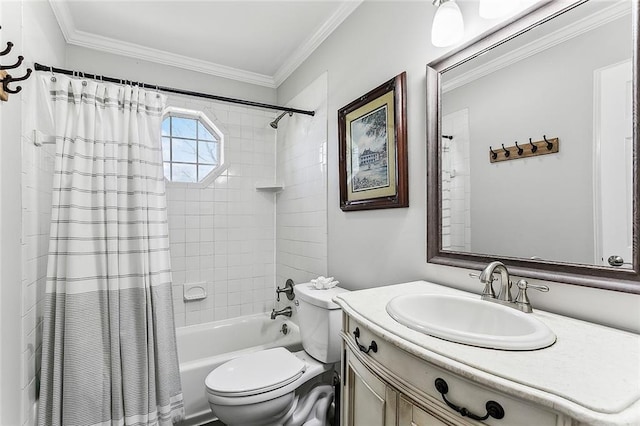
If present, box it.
[340,313,568,426]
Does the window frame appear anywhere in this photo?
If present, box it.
[161,106,226,187]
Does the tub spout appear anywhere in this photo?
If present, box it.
[271,306,293,319]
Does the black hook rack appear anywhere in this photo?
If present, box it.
[489,136,559,163]
[2,69,32,94]
[515,141,523,156]
[489,146,497,160]
[0,26,32,101]
[0,41,13,57]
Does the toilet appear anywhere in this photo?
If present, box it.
[205,283,348,426]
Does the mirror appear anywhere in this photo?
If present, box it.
[426,0,639,292]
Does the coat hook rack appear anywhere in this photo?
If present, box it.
[489,136,559,163]
[0,26,32,102]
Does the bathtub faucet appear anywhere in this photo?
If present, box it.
[270,306,293,320]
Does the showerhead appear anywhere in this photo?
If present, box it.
[269,111,293,129]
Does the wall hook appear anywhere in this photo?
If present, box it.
[529,138,538,153]
[489,146,497,160]
[2,68,33,94]
[501,144,510,158]
[544,135,553,150]
[515,141,523,156]
[0,55,23,70]
[0,41,14,57]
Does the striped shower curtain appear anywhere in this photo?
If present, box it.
[36,74,184,426]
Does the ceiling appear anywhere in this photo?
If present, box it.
[49,0,362,88]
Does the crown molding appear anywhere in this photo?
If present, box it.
[442,1,631,93]
[273,0,363,87]
[48,0,362,89]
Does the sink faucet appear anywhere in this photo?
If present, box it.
[473,261,549,313]
[270,306,292,319]
[479,261,512,302]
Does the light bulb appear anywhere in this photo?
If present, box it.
[431,0,464,48]
[479,0,518,19]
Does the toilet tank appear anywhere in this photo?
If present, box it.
[294,283,348,363]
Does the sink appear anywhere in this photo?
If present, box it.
[386,293,556,350]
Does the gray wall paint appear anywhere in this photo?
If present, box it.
[65,45,277,105]
[277,1,640,332]
[442,17,631,264]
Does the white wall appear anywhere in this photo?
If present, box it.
[275,72,328,293]
[0,1,67,425]
[442,16,630,264]
[0,3,23,425]
[65,45,276,105]
[277,1,640,333]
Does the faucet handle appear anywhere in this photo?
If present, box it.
[468,272,497,281]
[514,280,549,313]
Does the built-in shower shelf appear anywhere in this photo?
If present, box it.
[255,182,284,192]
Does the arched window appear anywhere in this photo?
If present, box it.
[161,107,224,185]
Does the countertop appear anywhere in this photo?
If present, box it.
[334,280,640,425]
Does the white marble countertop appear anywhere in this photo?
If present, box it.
[334,280,640,425]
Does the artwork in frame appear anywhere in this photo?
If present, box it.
[338,72,408,211]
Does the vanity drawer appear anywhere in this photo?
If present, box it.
[343,316,561,426]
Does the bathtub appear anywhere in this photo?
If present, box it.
[176,313,302,425]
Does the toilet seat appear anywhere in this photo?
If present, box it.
[205,349,330,407]
[206,347,306,397]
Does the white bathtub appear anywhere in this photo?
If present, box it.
[176,313,302,425]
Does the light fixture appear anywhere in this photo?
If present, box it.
[479,0,518,19]
[431,0,464,48]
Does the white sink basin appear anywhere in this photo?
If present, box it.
[386,293,556,350]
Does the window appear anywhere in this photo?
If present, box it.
[161,108,224,184]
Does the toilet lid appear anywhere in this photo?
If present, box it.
[205,347,306,397]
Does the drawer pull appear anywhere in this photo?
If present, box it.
[353,327,378,354]
[435,378,505,421]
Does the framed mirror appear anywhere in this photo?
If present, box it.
[426,0,639,293]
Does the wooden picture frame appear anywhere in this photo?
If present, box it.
[338,72,408,211]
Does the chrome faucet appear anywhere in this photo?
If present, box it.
[479,261,512,302]
[472,261,549,313]
[270,306,292,319]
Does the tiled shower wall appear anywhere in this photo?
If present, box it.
[275,73,328,290]
[164,95,278,327]
[441,109,471,252]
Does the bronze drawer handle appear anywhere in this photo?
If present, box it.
[435,378,505,421]
[353,327,377,354]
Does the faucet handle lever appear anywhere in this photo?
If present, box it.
[516,280,549,292]
[468,272,497,281]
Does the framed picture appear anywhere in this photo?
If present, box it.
[338,72,408,211]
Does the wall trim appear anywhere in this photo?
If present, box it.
[48,0,361,89]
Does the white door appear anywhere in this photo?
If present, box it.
[594,60,633,268]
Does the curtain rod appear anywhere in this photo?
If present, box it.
[34,63,315,117]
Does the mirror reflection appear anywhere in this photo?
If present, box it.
[440,0,633,268]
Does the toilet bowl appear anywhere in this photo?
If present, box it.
[205,348,334,426]
[205,283,348,426]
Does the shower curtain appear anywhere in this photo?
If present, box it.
[37,74,184,426]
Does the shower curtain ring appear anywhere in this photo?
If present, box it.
[49,66,56,82]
